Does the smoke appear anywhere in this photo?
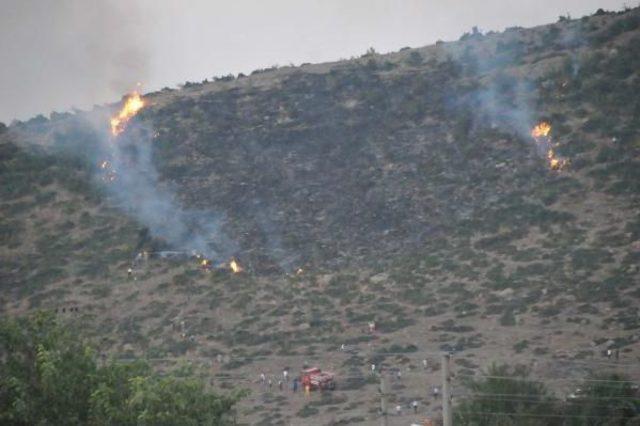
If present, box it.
[98,120,237,260]
[446,20,590,142]
[442,38,538,141]
[0,0,149,122]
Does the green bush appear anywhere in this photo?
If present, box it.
[0,312,245,425]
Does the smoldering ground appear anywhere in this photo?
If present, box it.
[101,123,238,260]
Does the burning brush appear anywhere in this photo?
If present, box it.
[110,90,145,137]
[99,89,147,183]
[531,122,569,171]
[195,254,243,274]
[229,259,243,274]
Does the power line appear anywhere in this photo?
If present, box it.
[554,357,640,368]
[454,372,640,385]
[105,348,640,368]
[458,411,630,420]
[459,392,640,402]
[108,349,447,361]
[455,396,638,409]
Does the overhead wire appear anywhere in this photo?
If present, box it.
[457,392,640,402]
[454,372,640,385]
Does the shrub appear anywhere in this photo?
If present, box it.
[455,364,558,425]
[406,51,424,66]
[0,312,245,425]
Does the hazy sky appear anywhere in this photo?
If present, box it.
[0,0,633,123]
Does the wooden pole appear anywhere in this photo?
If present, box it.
[442,353,452,426]
[380,374,388,426]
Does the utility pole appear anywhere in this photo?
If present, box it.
[442,353,453,426]
[379,374,388,426]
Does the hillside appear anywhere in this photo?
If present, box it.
[2,7,640,424]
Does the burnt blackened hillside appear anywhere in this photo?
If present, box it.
[137,8,640,273]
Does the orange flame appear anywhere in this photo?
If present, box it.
[229,259,242,274]
[110,91,145,136]
[531,122,568,171]
[531,122,551,138]
[547,149,568,170]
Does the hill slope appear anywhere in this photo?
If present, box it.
[2,7,640,424]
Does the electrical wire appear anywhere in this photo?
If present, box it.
[456,410,631,420]
[457,392,640,402]
[454,372,639,385]
[455,396,638,409]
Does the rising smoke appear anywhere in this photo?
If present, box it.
[98,114,237,261]
[0,0,149,123]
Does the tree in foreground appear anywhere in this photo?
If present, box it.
[455,363,640,426]
[0,312,245,425]
[455,363,559,426]
[563,372,640,426]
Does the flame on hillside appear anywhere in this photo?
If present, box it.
[530,122,569,171]
[110,91,145,136]
[229,259,243,274]
[101,88,146,184]
[531,122,551,139]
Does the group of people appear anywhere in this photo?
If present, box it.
[259,369,307,393]
[395,400,421,415]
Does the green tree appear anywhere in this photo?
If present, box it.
[455,364,560,426]
[0,312,245,425]
[564,373,640,426]
[0,311,96,425]
[456,364,640,425]
[90,362,245,426]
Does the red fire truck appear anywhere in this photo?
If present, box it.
[300,367,336,391]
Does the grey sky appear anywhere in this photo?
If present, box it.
[0,0,632,123]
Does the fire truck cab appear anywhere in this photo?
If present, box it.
[300,367,336,391]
